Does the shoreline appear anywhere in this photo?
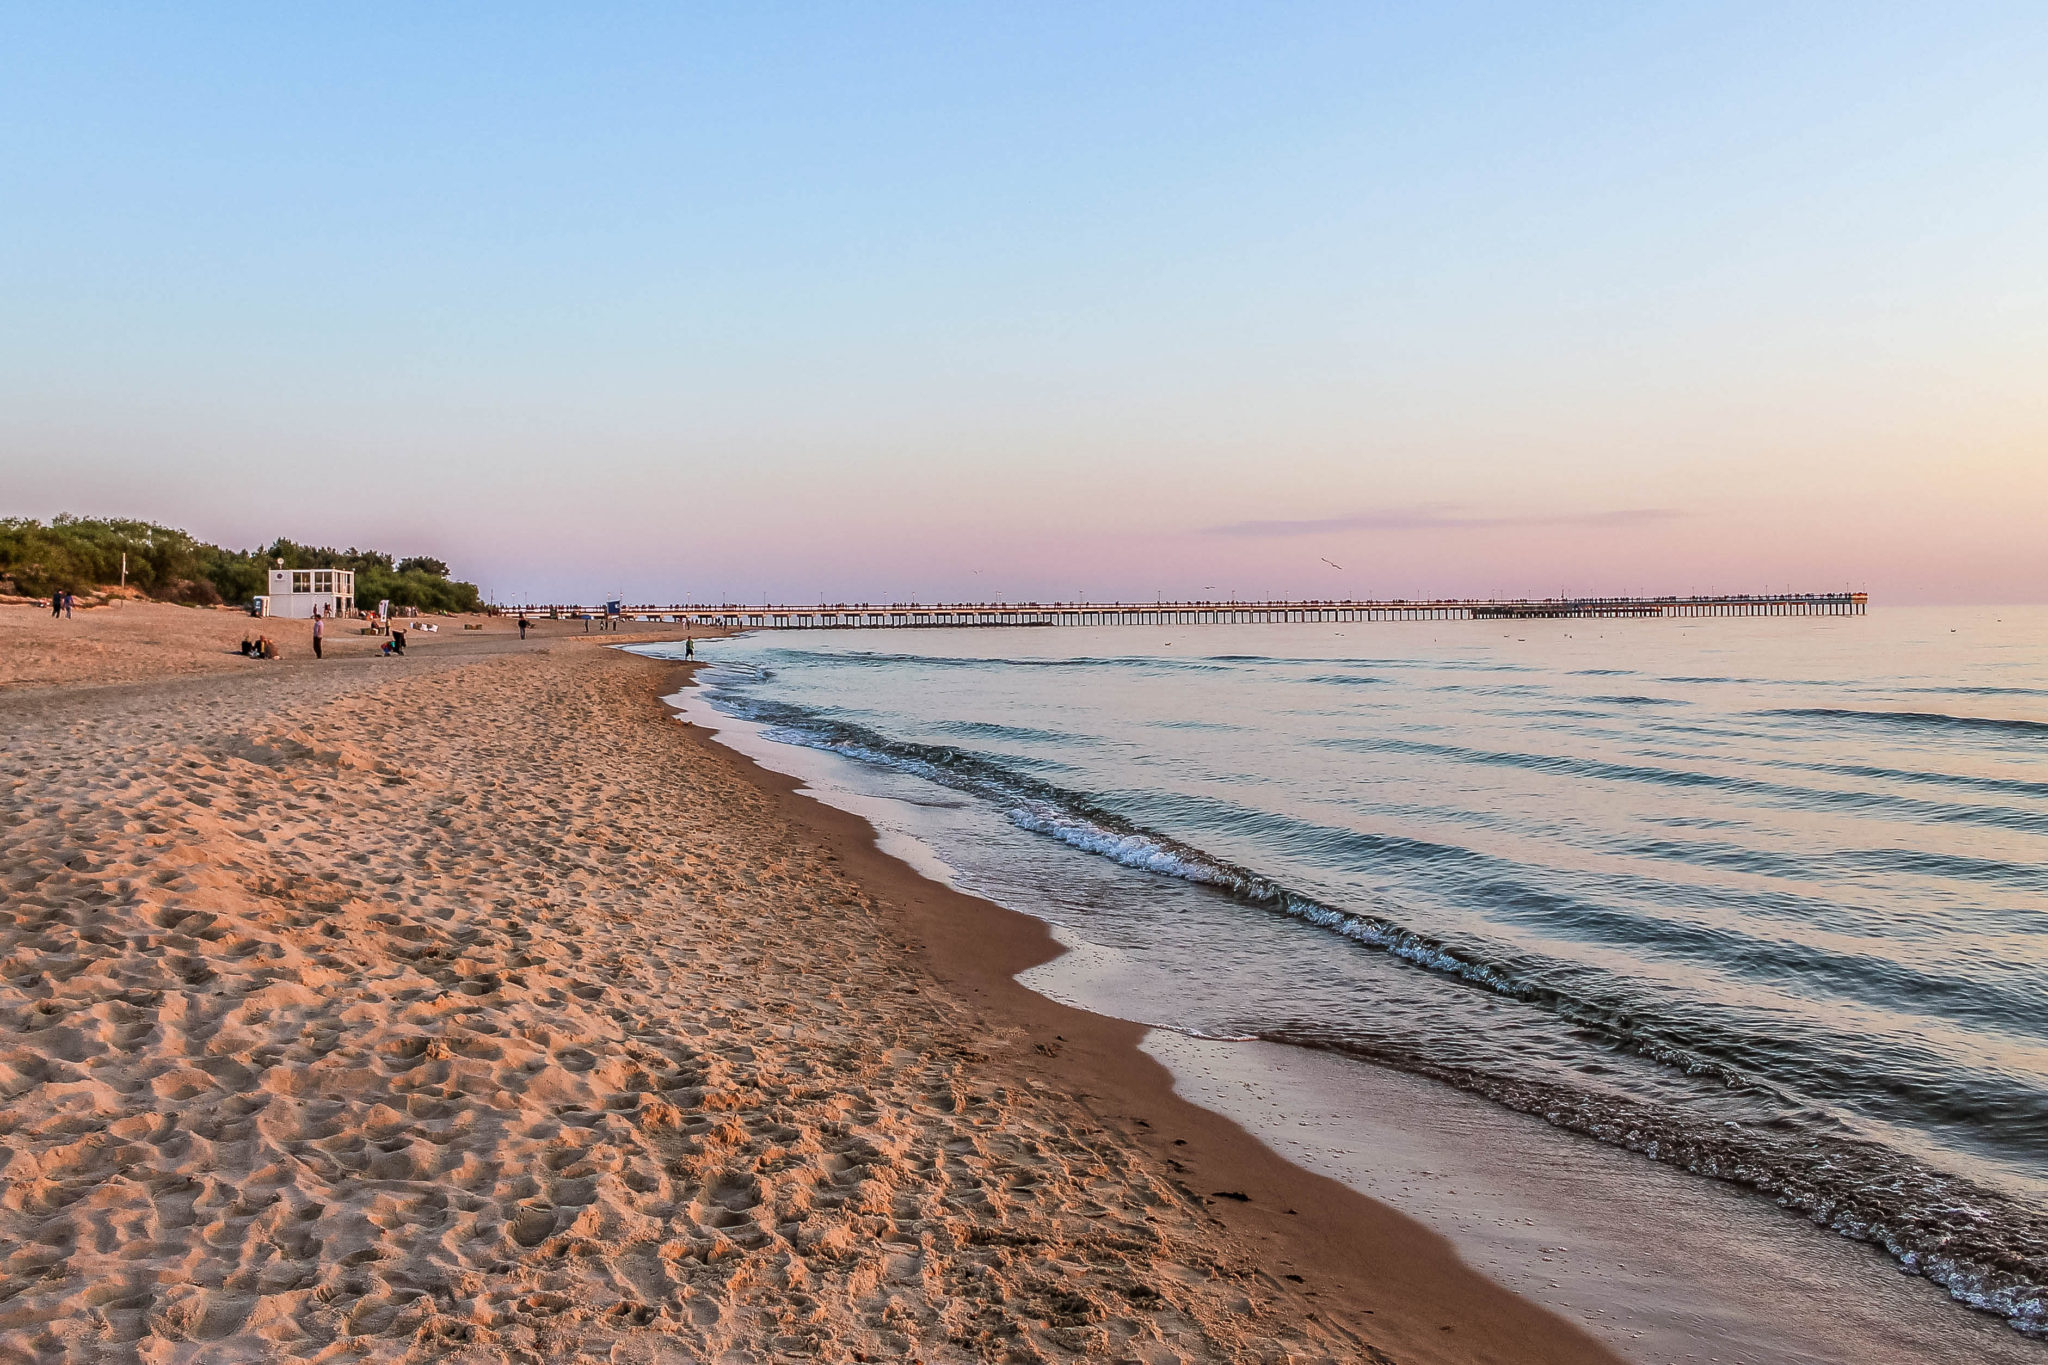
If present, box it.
[652,653,1626,1364]
[0,603,1614,1363]
[660,637,2048,1363]
[19,600,2023,1360]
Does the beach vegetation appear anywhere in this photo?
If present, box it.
[0,515,482,611]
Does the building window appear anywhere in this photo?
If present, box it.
[293,572,312,594]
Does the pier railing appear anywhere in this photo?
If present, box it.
[512,592,1867,629]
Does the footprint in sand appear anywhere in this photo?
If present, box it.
[510,1204,558,1247]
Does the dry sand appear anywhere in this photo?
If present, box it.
[0,598,319,690]
[0,604,1619,1363]
[0,599,658,692]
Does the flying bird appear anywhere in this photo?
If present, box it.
[1320,558,1344,571]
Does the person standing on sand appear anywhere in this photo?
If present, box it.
[64,590,75,618]
[312,611,324,659]
[685,636,694,659]
[50,591,62,619]
[518,613,529,640]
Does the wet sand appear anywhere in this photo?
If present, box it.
[0,603,1616,1363]
[1136,1034,2043,1364]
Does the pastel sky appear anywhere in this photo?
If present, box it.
[4,5,2044,604]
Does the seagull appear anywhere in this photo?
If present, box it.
[1320,558,1344,570]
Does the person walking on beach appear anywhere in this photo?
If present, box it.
[518,613,529,640]
[312,610,324,659]
[65,590,75,618]
[50,591,62,619]
[685,636,694,660]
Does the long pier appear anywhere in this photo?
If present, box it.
[523,592,1866,629]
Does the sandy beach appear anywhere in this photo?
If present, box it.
[0,602,1619,1363]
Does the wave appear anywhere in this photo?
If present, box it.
[718,680,2048,1062]
[1900,685,2048,699]
[1834,846,2048,890]
[1768,708,2048,739]
[1657,675,1845,688]
[1777,758,2048,803]
[758,647,1233,673]
[1104,794,2048,1050]
[1210,654,1539,674]
[693,667,2048,1335]
[937,718,1091,746]
[712,690,1594,1019]
[1330,734,2048,837]
[1131,788,2048,1047]
[1260,1023,2048,1334]
[1624,834,2048,902]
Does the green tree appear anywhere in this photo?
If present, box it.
[1,515,482,612]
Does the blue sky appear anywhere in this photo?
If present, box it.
[4,5,2044,602]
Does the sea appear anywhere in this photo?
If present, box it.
[635,604,2047,1350]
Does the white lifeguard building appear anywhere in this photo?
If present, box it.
[254,567,355,618]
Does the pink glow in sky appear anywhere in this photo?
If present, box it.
[4,7,2044,604]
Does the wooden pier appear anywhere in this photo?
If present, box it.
[525,592,1867,629]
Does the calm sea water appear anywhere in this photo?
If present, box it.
[640,605,2048,1333]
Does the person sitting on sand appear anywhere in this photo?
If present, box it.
[240,635,255,656]
[391,628,407,655]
